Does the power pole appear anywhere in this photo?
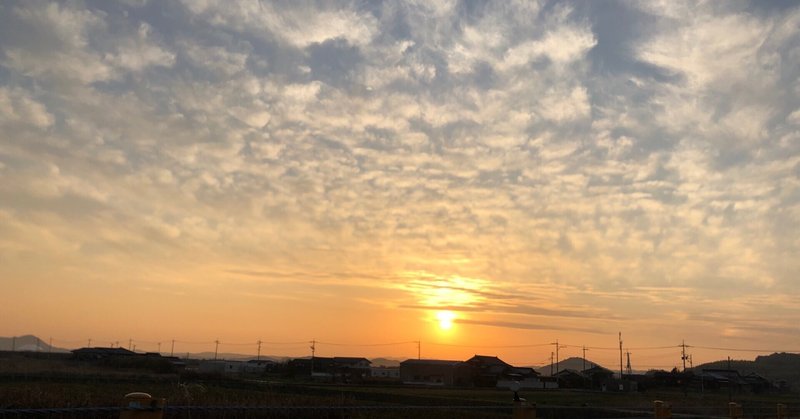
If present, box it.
[625,350,632,375]
[310,340,316,375]
[681,340,688,371]
[618,332,623,379]
[11,336,15,352]
[416,341,421,360]
[551,340,564,374]
[171,340,175,357]
[214,340,219,360]
[257,340,262,361]
[157,342,161,354]
[128,338,132,350]
[88,338,92,348]
[582,346,589,371]
[48,337,52,355]
[727,356,732,403]
[556,339,560,375]
[550,352,554,376]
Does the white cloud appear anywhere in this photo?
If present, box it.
[0,87,54,128]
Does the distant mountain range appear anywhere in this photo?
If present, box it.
[6,335,797,387]
[692,352,800,388]
[0,335,403,366]
[0,335,69,353]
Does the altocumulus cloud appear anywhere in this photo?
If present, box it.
[0,0,799,344]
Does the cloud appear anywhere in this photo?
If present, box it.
[0,0,799,355]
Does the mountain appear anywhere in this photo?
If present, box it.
[370,357,402,367]
[693,352,800,388]
[533,357,608,376]
[0,335,69,353]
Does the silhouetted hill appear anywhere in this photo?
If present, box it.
[533,357,607,376]
[0,335,69,353]
[693,352,800,389]
[370,357,401,367]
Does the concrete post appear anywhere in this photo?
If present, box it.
[777,403,788,419]
[728,402,742,419]
[654,400,671,418]
[120,392,164,419]
[512,399,536,419]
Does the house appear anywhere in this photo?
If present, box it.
[399,359,464,386]
[582,365,615,389]
[463,355,512,387]
[742,373,772,393]
[72,347,136,360]
[554,369,587,388]
[462,355,542,388]
[287,357,371,382]
[242,359,276,374]
[370,366,400,380]
[198,360,244,375]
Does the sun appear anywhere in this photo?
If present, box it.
[436,310,456,330]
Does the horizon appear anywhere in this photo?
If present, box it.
[2,333,795,371]
[1,0,799,373]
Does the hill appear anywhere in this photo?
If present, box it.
[533,357,608,376]
[693,352,800,388]
[0,335,69,353]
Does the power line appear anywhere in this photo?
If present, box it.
[687,345,800,353]
[426,342,552,348]
[315,340,418,347]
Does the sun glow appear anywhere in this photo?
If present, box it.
[436,310,455,330]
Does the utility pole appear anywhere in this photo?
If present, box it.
[551,340,565,374]
[310,340,316,375]
[158,342,161,354]
[618,332,624,379]
[128,338,132,350]
[727,356,732,403]
[88,338,92,348]
[681,340,687,371]
[582,346,591,370]
[171,340,175,357]
[625,350,632,375]
[214,340,219,360]
[11,336,15,352]
[416,341,421,360]
[556,339,560,375]
[257,340,262,361]
[48,337,52,355]
[550,352,554,376]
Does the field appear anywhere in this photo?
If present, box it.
[1,353,798,418]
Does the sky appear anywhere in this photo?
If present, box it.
[1,0,799,369]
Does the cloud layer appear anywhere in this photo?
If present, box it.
[1,0,799,363]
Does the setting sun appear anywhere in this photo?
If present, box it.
[436,310,456,330]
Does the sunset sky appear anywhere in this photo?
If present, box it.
[1,0,799,369]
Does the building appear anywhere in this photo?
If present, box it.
[370,366,400,380]
[399,359,465,386]
[71,347,136,360]
[198,360,244,375]
[554,369,587,388]
[287,357,371,382]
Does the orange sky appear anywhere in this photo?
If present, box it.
[2,0,800,370]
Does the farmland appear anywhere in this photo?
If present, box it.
[1,352,798,418]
